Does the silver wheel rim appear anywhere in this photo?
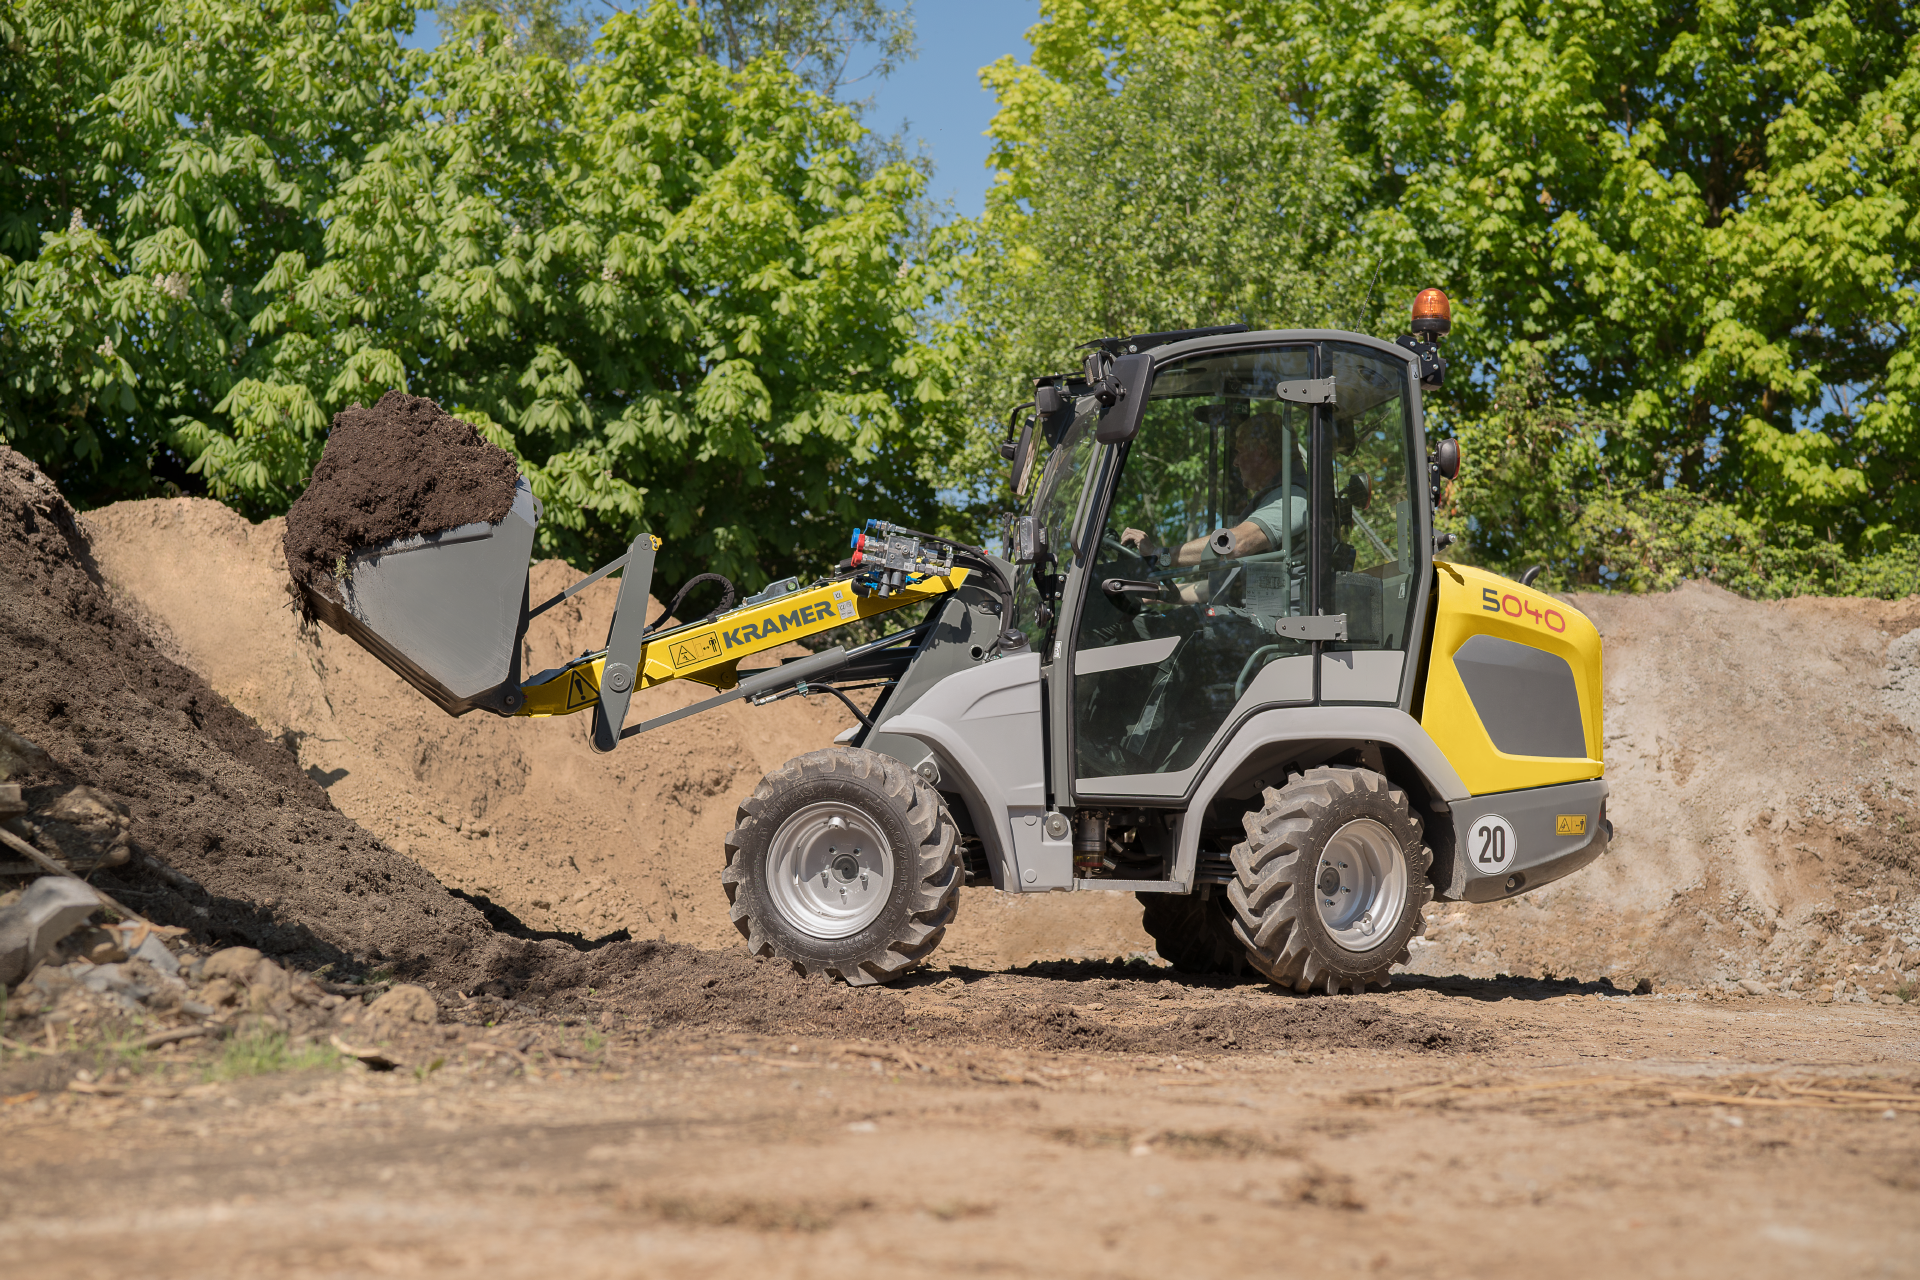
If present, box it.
[765,801,894,940]
[1312,819,1408,953]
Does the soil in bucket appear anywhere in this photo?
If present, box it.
[282,391,521,605]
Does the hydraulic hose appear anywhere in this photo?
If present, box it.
[645,572,736,634]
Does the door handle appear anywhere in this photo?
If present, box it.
[1274,613,1347,641]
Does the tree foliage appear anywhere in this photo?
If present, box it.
[440,0,596,64]
[687,0,915,100]
[0,0,421,507]
[1436,358,1920,597]
[936,44,1380,536]
[0,0,956,590]
[979,0,1920,596]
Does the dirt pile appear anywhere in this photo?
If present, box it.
[0,445,500,980]
[2,452,1160,1054]
[480,941,1489,1054]
[965,989,1488,1055]
[82,497,1150,968]
[1409,582,1920,997]
[73,483,1920,998]
[0,451,1147,1059]
[282,391,520,601]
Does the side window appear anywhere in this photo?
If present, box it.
[1072,346,1314,781]
[1010,400,1100,649]
[1325,345,1418,652]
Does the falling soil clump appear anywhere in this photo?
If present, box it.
[282,390,520,603]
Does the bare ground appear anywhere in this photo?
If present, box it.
[0,487,1913,1277]
[3,973,1917,1279]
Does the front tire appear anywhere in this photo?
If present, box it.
[723,747,960,986]
[1225,766,1433,994]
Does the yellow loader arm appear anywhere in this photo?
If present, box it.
[516,568,970,719]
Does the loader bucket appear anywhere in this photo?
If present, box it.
[300,478,540,717]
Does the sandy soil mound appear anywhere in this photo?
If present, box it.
[0,447,500,979]
[282,391,519,601]
[3,450,1167,1056]
[82,498,1151,969]
[78,494,1920,998]
[1408,583,1920,996]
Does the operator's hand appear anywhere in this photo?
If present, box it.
[1120,527,1162,557]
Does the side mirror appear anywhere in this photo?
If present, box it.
[1010,415,1037,498]
[1345,474,1371,510]
[1009,514,1048,565]
[1034,381,1077,446]
[1433,438,1460,480]
[1093,354,1153,445]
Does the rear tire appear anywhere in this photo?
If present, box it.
[1138,891,1249,976]
[1225,766,1433,994]
[723,747,959,986]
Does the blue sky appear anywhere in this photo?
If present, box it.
[400,3,1041,220]
[862,2,1040,218]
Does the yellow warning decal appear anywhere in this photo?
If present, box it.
[1555,814,1587,836]
[564,669,599,712]
[670,633,723,669]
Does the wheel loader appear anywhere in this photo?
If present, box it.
[298,289,1611,992]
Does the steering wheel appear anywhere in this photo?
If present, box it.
[1100,531,1146,562]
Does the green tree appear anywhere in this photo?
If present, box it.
[982,0,1920,591]
[689,0,915,100]
[439,0,596,63]
[936,43,1378,536]
[0,0,423,506]
[1438,356,1920,598]
[1,0,956,591]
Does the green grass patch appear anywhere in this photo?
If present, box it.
[206,1027,341,1082]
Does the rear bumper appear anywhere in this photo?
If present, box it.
[1436,778,1611,902]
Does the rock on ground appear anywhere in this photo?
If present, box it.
[0,878,101,986]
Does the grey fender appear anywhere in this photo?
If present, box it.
[872,653,1046,891]
[1172,706,1469,889]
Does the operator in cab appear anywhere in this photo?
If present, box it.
[1120,407,1308,605]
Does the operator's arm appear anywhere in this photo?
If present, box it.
[1119,490,1306,606]
[1147,519,1272,567]
[1120,490,1305,567]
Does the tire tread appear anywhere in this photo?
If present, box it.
[1225,765,1434,994]
[723,746,959,986]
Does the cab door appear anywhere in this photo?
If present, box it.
[1064,343,1320,801]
